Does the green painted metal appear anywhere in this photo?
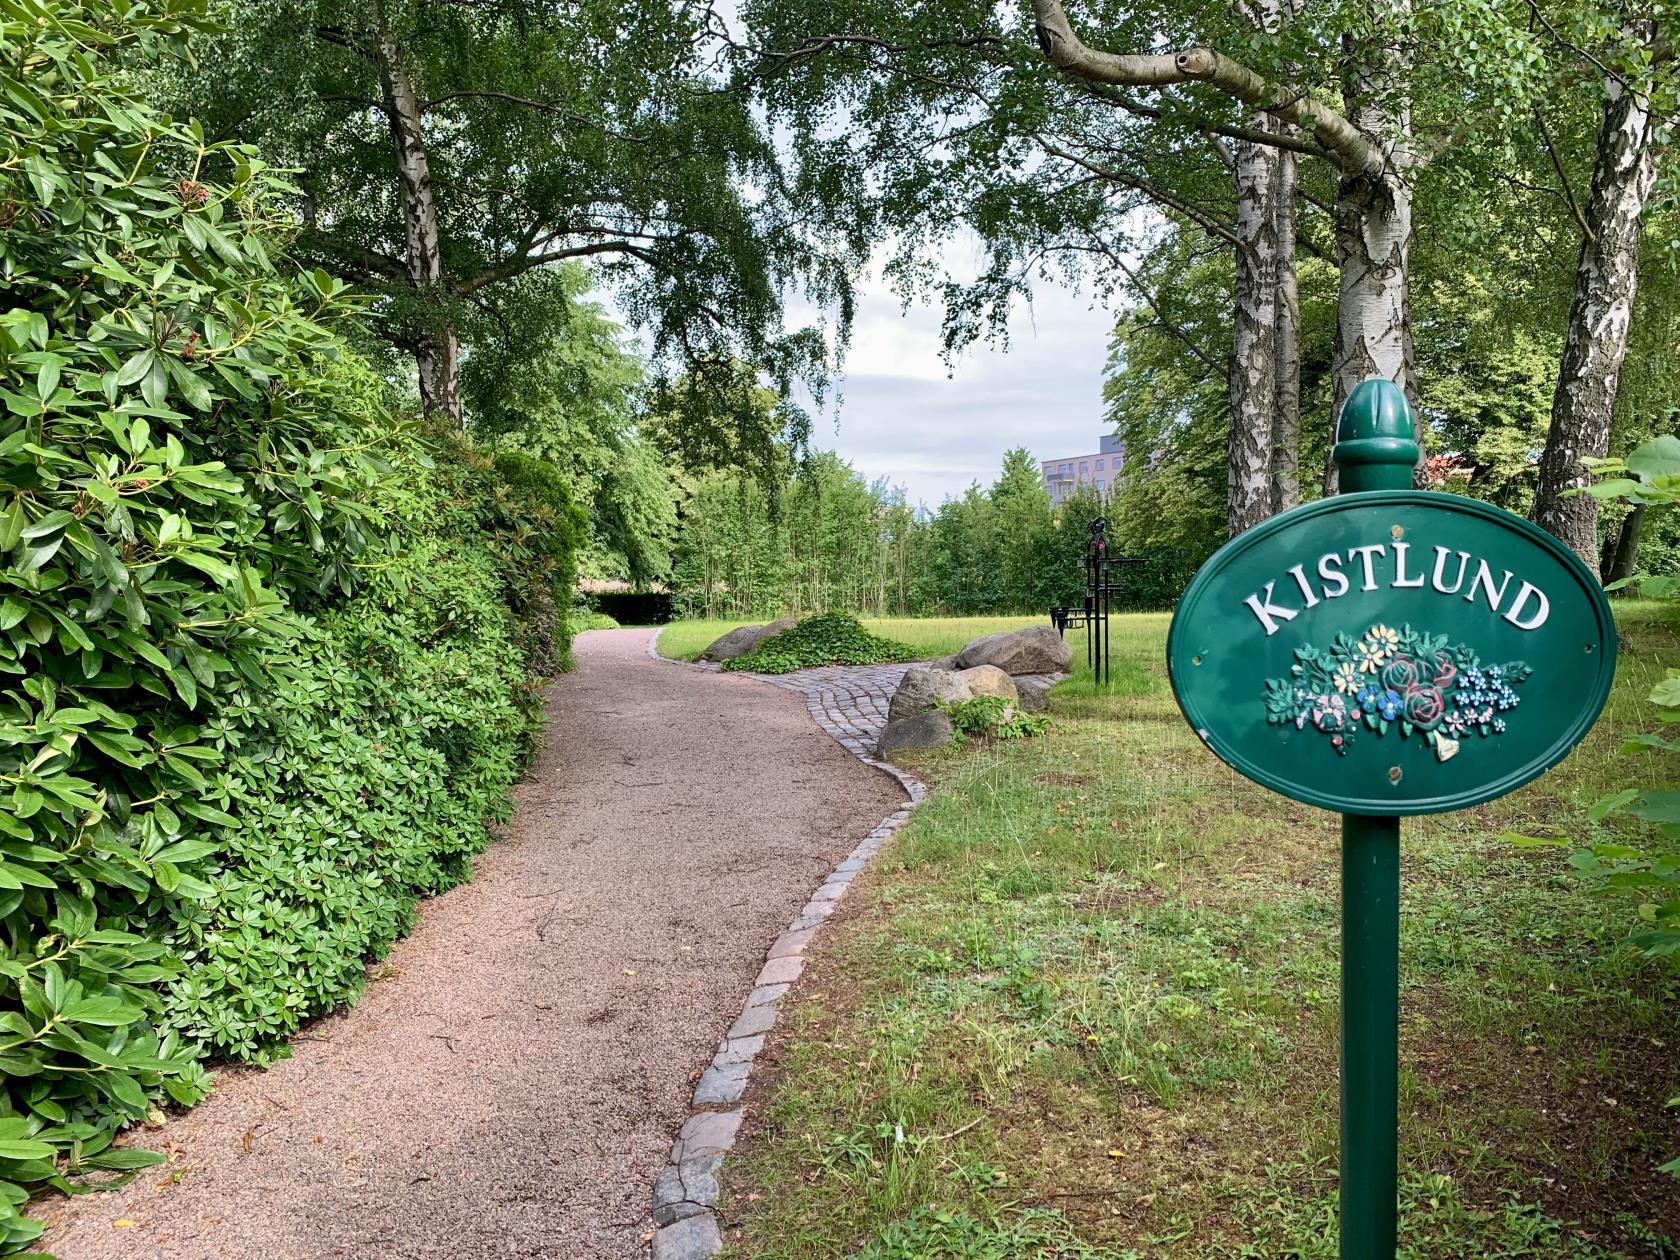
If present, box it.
[1165,379,1618,1259]
[1341,812,1400,1259]
[1166,392,1617,816]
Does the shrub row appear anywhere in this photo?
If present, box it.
[0,4,579,1248]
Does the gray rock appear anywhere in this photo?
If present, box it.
[756,955,802,986]
[674,1109,743,1160]
[678,1154,723,1205]
[1014,672,1069,713]
[693,1060,751,1106]
[715,1034,764,1065]
[887,667,971,723]
[926,654,960,671]
[728,1003,777,1039]
[954,625,1073,676]
[652,1212,723,1260]
[875,709,955,758]
[652,1166,707,1226]
[697,618,797,662]
[955,664,1019,701]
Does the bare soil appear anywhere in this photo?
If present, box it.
[34,628,904,1260]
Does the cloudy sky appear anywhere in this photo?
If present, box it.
[802,251,1119,510]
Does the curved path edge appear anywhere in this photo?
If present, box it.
[641,631,926,1260]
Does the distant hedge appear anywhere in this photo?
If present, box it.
[0,3,578,1249]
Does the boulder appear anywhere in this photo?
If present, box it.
[875,709,954,757]
[954,625,1073,676]
[955,664,1018,702]
[925,654,960,671]
[1014,672,1069,713]
[697,618,796,663]
[887,667,972,723]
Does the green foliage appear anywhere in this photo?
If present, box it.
[162,434,570,1063]
[942,695,1050,745]
[167,0,858,453]
[669,448,1149,621]
[0,3,581,1246]
[471,266,677,587]
[1549,437,1680,972]
[722,612,918,674]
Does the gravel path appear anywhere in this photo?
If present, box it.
[36,628,906,1260]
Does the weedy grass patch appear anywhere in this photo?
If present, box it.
[719,607,1680,1259]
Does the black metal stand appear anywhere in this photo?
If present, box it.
[1049,518,1140,685]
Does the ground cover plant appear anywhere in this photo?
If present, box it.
[721,613,920,674]
[0,3,580,1249]
[658,615,1048,663]
[719,608,1680,1258]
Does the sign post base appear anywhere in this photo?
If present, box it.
[1341,813,1399,1259]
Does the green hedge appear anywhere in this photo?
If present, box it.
[0,3,579,1248]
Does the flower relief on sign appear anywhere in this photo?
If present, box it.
[1263,625,1531,762]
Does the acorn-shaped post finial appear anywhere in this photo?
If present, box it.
[1333,379,1420,494]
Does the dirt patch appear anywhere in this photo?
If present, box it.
[34,628,904,1260]
[1408,998,1680,1256]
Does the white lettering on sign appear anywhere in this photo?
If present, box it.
[1243,582,1300,636]
[1243,538,1551,636]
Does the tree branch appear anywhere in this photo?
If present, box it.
[1031,0,1384,177]
[1038,140,1239,246]
[1533,104,1593,240]
[1078,82,1334,160]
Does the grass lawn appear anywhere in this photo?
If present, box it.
[654,615,1054,664]
[718,607,1680,1259]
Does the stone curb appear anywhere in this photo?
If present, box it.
[640,626,926,1257]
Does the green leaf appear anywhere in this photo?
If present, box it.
[1625,435,1680,483]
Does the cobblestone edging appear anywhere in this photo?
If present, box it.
[642,629,926,1260]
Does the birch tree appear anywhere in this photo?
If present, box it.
[165,0,860,446]
[1531,29,1664,569]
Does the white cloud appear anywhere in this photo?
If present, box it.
[808,247,1118,509]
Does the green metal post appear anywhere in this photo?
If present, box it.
[1331,379,1420,1260]
[1340,812,1399,1258]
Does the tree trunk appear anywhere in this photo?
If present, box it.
[1531,62,1658,570]
[1228,132,1280,536]
[1326,28,1415,495]
[1271,125,1302,513]
[372,10,462,425]
[1603,504,1646,588]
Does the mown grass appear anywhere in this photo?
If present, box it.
[655,615,1051,663]
[720,606,1680,1259]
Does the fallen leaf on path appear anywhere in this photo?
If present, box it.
[240,1129,254,1153]
[113,1219,136,1229]
[623,968,635,976]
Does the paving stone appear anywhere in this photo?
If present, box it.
[675,1109,743,1160]
[769,928,816,958]
[809,882,844,904]
[756,955,803,986]
[651,1212,722,1260]
[746,981,789,1006]
[715,1034,764,1065]
[678,1154,723,1204]
[728,1003,777,1039]
[652,1165,708,1226]
[799,897,836,921]
[693,1060,751,1106]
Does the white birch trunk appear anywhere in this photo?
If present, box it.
[1271,127,1302,513]
[1531,62,1658,570]
[373,10,462,425]
[1324,26,1416,494]
[1228,131,1280,536]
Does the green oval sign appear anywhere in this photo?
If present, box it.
[1167,491,1616,815]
